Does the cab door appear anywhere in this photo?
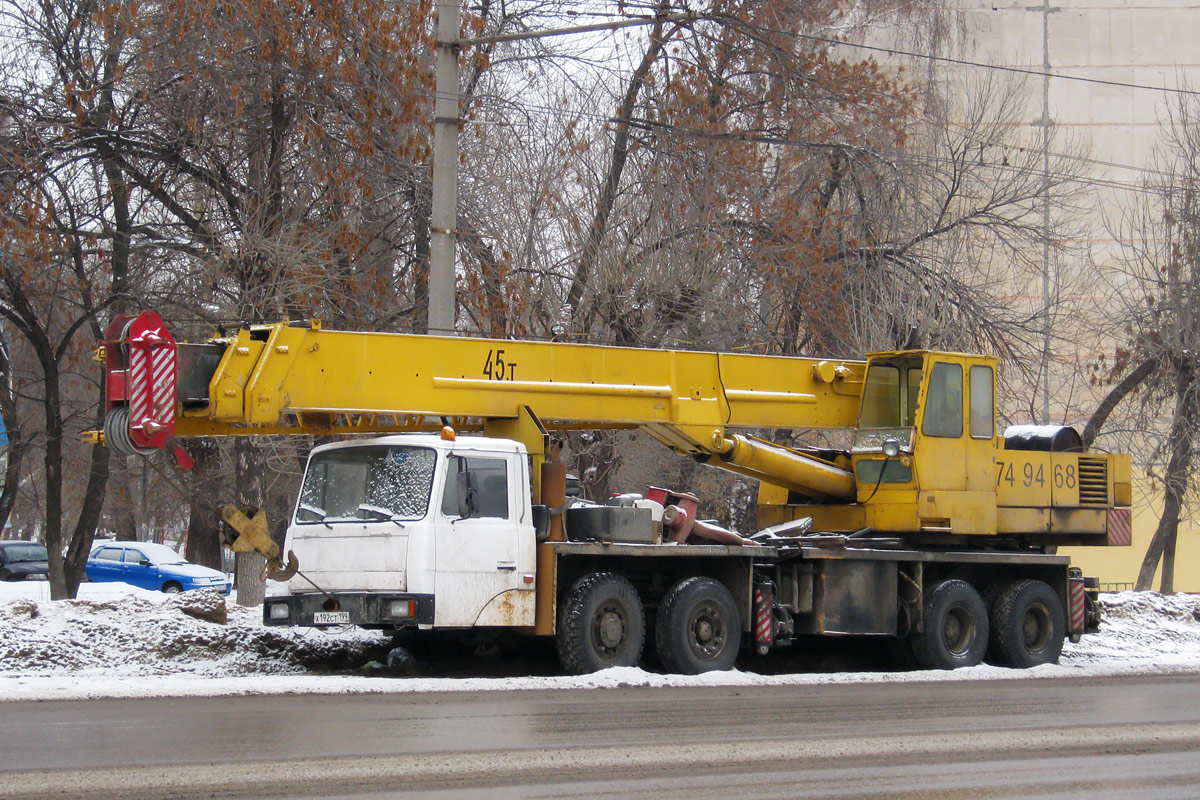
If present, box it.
[914,358,998,534]
[434,453,534,627]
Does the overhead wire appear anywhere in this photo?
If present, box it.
[5,3,1186,198]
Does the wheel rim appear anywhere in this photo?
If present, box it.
[942,605,976,657]
[1021,602,1052,653]
[687,601,727,660]
[593,601,627,656]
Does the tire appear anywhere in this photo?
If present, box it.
[911,579,988,670]
[556,573,645,674]
[655,577,741,674]
[990,579,1065,668]
[161,582,183,595]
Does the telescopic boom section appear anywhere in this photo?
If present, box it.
[97,313,865,493]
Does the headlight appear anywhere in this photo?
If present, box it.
[268,602,291,621]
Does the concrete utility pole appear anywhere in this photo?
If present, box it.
[429,0,461,336]
[426,10,697,337]
[1032,0,1058,424]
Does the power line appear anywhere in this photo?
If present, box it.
[774,28,1200,99]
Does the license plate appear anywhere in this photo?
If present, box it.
[313,611,350,625]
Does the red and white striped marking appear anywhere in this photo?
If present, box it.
[128,346,150,433]
[1107,508,1133,547]
[149,343,176,421]
[123,313,178,449]
[1069,578,1086,635]
[754,588,773,645]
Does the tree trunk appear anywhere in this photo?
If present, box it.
[564,8,677,327]
[1080,356,1158,449]
[63,432,112,597]
[0,339,22,535]
[234,552,267,606]
[234,438,267,606]
[41,357,66,600]
[1135,362,1197,591]
[183,440,223,570]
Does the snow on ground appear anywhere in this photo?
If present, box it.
[0,584,1198,702]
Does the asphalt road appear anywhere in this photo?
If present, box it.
[3,674,1200,799]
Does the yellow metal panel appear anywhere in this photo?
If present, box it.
[1051,508,1106,535]
[997,507,1050,535]
[245,325,308,424]
[866,496,920,532]
[806,504,869,532]
[1113,453,1132,506]
[996,451,1052,508]
[917,491,997,535]
[1051,453,1081,507]
[209,332,265,420]
[756,482,790,506]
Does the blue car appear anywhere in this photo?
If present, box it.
[86,541,231,595]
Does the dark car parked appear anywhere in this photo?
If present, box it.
[0,541,49,581]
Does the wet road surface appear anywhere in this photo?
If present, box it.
[3,673,1199,798]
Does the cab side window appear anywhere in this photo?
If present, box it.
[94,547,124,562]
[921,362,963,438]
[441,457,510,520]
[969,365,995,439]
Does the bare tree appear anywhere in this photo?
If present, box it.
[1083,89,1200,592]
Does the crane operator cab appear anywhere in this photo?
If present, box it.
[849,351,999,536]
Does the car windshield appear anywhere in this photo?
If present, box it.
[3,543,47,563]
[297,445,437,524]
[135,543,187,565]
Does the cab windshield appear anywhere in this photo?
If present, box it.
[296,445,437,524]
[854,356,923,452]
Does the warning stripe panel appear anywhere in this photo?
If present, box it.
[754,589,772,643]
[128,348,149,424]
[1107,508,1133,547]
[1069,580,1086,634]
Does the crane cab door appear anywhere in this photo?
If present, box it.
[914,359,998,535]
[434,453,535,627]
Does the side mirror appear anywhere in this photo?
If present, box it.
[531,505,551,541]
[139,558,152,567]
[456,470,478,518]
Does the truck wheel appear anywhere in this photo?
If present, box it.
[911,579,987,670]
[990,579,1065,668]
[556,572,645,674]
[655,577,740,674]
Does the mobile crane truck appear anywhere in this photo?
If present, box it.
[94,311,1130,674]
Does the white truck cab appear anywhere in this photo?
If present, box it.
[267,434,538,629]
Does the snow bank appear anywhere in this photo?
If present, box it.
[0,587,1197,701]
[0,584,388,681]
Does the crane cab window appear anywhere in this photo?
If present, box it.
[859,357,923,428]
[921,362,963,438]
[969,365,995,439]
[441,456,510,520]
[855,356,922,452]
